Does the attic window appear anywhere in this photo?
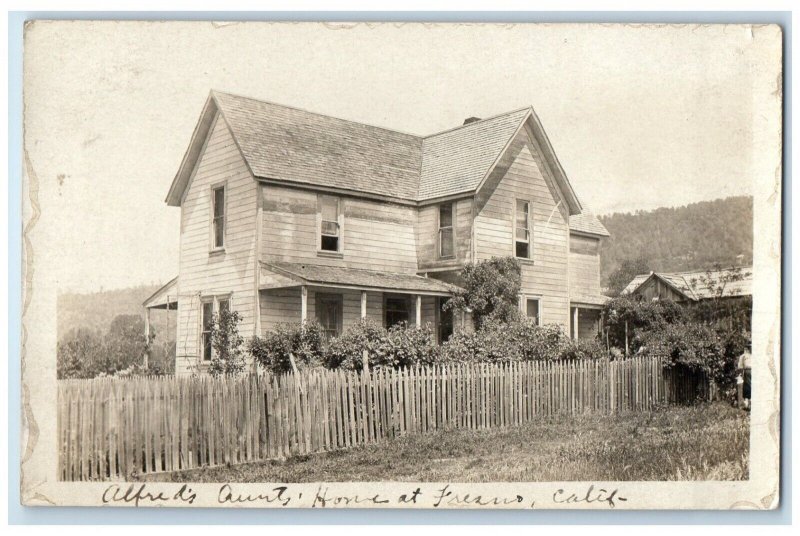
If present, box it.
[320,195,341,252]
[514,199,530,259]
[211,185,226,250]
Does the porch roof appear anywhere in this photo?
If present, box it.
[570,293,609,308]
[143,277,179,309]
[260,262,459,296]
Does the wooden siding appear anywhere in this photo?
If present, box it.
[634,277,688,302]
[175,114,258,375]
[569,234,602,297]
[577,308,601,340]
[260,288,437,334]
[261,184,418,273]
[474,128,571,328]
[416,198,474,271]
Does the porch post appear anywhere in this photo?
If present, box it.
[143,307,151,369]
[361,290,367,319]
[573,306,579,340]
[416,295,422,327]
[300,285,308,322]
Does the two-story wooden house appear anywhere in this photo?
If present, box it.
[143,91,610,375]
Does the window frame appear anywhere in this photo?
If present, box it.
[437,202,456,259]
[199,293,232,362]
[315,292,344,340]
[210,182,227,252]
[318,194,344,255]
[513,198,532,259]
[384,294,411,328]
[436,296,454,344]
[520,296,541,326]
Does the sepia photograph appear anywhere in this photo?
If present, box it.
[19,20,782,510]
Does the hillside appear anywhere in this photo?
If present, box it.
[58,283,175,342]
[598,196,753,286]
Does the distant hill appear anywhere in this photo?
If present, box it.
[58,283,175,342]
[598,196,753,286]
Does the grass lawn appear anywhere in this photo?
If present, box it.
[142,403,749,483]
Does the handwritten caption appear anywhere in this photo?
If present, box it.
[101,483,627,509]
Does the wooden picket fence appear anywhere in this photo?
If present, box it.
[57,356,710,481]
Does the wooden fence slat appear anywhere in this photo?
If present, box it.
[57,356,707,481]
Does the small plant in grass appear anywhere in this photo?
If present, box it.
[208,309,246,376]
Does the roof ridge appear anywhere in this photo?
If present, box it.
[422,106,532,139]
[211,89,424,139]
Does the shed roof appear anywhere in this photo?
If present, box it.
[621,267,753,301]
[261,262,459,295]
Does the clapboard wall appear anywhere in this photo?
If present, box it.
[473,127,571,328]
[175,114,258,375]
[260,184,419,274]
[568,234,602,297]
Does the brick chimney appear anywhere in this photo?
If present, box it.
[463,117,482,125]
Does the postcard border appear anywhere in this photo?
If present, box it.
[8,9,792,525]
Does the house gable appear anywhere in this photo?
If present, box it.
[174,110,259,374]
[473,122,571,328]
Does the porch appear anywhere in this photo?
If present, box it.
[259,262,462,341]
[570,293,608,340]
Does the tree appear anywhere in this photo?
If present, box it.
[208,308,247,376]
[606,257,650,297]
[106,314,153,373]
[443,257,522,330]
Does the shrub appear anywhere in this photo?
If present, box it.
[208,309,247,376]
[324,319,440,370]
[558,337,608,361]
[382,322,440,368]
[444,257,522,329]
[440,320,603,363]
[637,321,744,401]
[249,320,325,374]
[603,296,688,353]
[323,319,386,370]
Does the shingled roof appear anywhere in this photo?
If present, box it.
[261,262,458,295]
[569,212,610,237]
[419,107,531,199]
[168,91,602,235]
[214,92,422,201]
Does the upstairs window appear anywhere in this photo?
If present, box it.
[514,199,530,259]
[320,196,341,252]
[211,185,226,249]
[438,202,455,258]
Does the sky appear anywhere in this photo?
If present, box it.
[23,22,774,293]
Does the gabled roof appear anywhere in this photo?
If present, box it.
[261,262,458,296]
[569,212,610,237]
[621,267,753,301]
[166,90,588,216]
[143,277,179,309]
[419,107,531,200]
[214,92,422,201]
